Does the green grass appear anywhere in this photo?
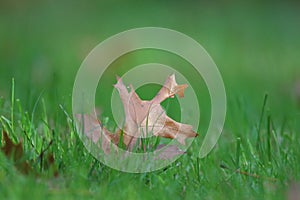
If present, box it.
[1,87,300,199]
[1,1,300,199]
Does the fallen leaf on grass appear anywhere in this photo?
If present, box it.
[76,74,198,159]
[1,131,30,174]
[1,130,59,176]
[114,74,197,148]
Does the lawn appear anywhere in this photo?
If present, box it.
[1,1,300,199]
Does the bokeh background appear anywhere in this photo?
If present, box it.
[1,0,300,135]
[1,1,300,199]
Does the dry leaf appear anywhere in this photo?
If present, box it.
[154,144,185,160]
[1,131,58,176]
[114,74,197,148]
[75,113,120,154]
[77,74,198,160]
[1,131,30,174]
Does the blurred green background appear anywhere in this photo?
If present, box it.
[1,1,300,199]
[0,0,300,137]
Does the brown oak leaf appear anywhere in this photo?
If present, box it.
[76,74,198,158]
[114,74,197,149]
